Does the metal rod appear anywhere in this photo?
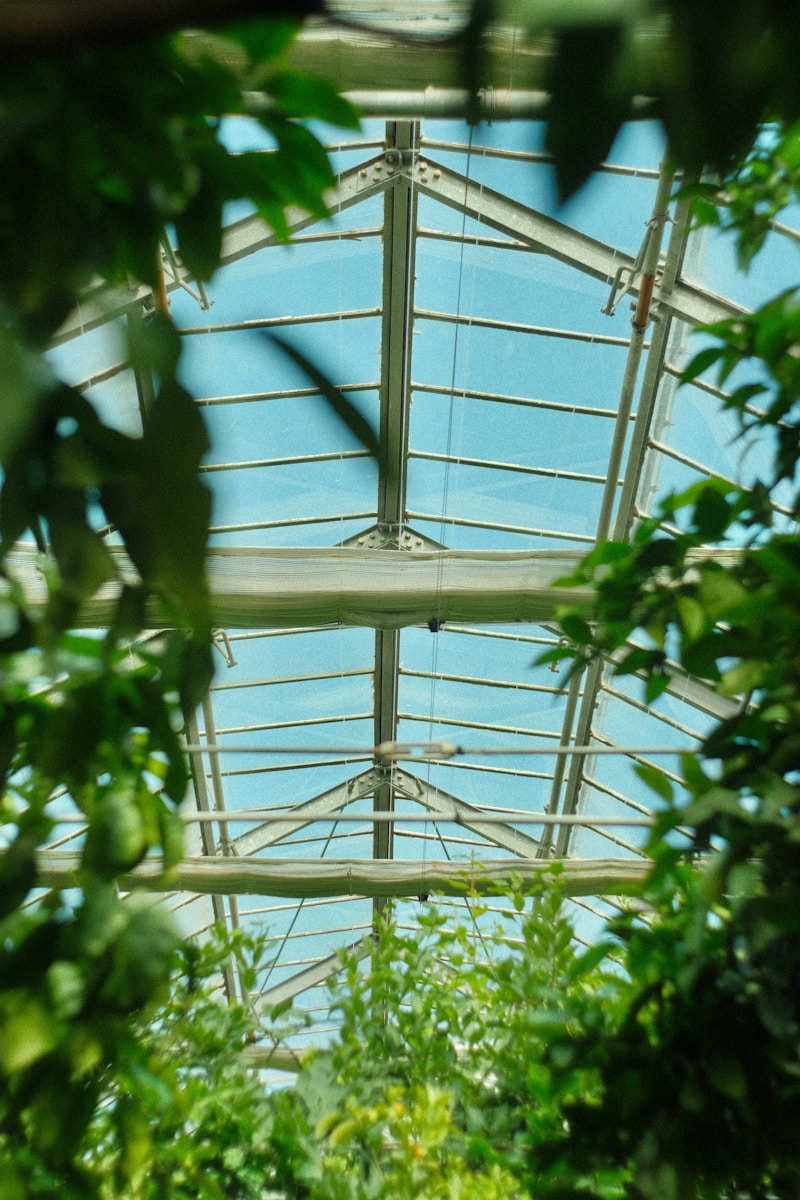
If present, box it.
[648,437,794,517]
[180,741,695,757]
[416,307,642,349]
[200,449,369,474]
[405,509,595,543]
[409,448,615,487]
[198,382,378,407]
[412,380,630,420]
[594,162,676,544]
[419,137,664,178]
[180,307,380,336]
[45,811,667,828]
[209,511,374,534]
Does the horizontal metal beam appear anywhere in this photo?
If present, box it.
[36,851,650,898]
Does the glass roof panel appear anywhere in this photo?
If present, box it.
[36,110,789,1046]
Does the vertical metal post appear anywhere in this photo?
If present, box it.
[372,120,420,925]
[594,164,675,544]
[552,163,676,854]
[184,707,239,1002]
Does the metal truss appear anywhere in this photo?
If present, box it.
[44,122,759,1018]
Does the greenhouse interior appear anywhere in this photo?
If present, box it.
[15,1,799,1087]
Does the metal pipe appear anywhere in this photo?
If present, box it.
[539,669,583,858]
[594,163,675,544]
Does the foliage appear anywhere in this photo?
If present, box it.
[0,924,298,1199]
[0,16,361,1193]
[87,929,286,1200]
[684,121,800,269]
[536,234,800,1194]
[451,1,800,201]
[263,890,632,1200]
[3,1,800,1196]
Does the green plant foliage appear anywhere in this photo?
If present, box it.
[463,1,800,200]
[0,16,362,1192]
[533,193,800,1194]
[262,890,632,1200]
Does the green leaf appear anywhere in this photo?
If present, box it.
[692,485,731,541]
[269,335,382,463]
[0,992,57,1073]
[545,24,629,201]
[223,17,300,63]
[634,763,674,804]
[645,671,670,702]
[676,595,707,641]
[559,611,593,643]
[174,176,224,282]
[266,72,360,128]
[83,786,148,880]
[680,345,724,383]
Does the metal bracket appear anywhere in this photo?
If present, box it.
[602,218,668,318]
[357,156,401,191]
[212,629,237,668]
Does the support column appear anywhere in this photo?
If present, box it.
[372,121,420,921]
[551,163,676,854]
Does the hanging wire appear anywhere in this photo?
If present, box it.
[422,126,477,876]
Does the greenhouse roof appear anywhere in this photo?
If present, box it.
[36,33,800,1064]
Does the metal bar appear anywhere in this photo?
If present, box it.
[420,137,664,177]
[209,511,375,534]
[412,380,629,420]
[179,742,695,760]
[555,659,604,859]
[180,307,381,335]
[541,669,583,858]
[555,165,675,846]
[595,163,675,544]
[405,510,595,543]
[394,768,542,858]
[415,307,640,349]
[211,668,372,692]
[256,941,369,1009]
[229,770,379,858]
[410,158,742,327]
[41,806,670,828]
[201,694,245,1000]
[648,437,794,517]
[200,449,370,474]
[612,190,693,540]
[398,712,564,739]
[399,668,569,695]
[184,708,237,1001]
[53,154,398,344]
[198,382,378,407]
[418,227,540,253]
[213,712,373,736]
[409,448,615,487]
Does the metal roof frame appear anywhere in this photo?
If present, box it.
[41,112,775,1033]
